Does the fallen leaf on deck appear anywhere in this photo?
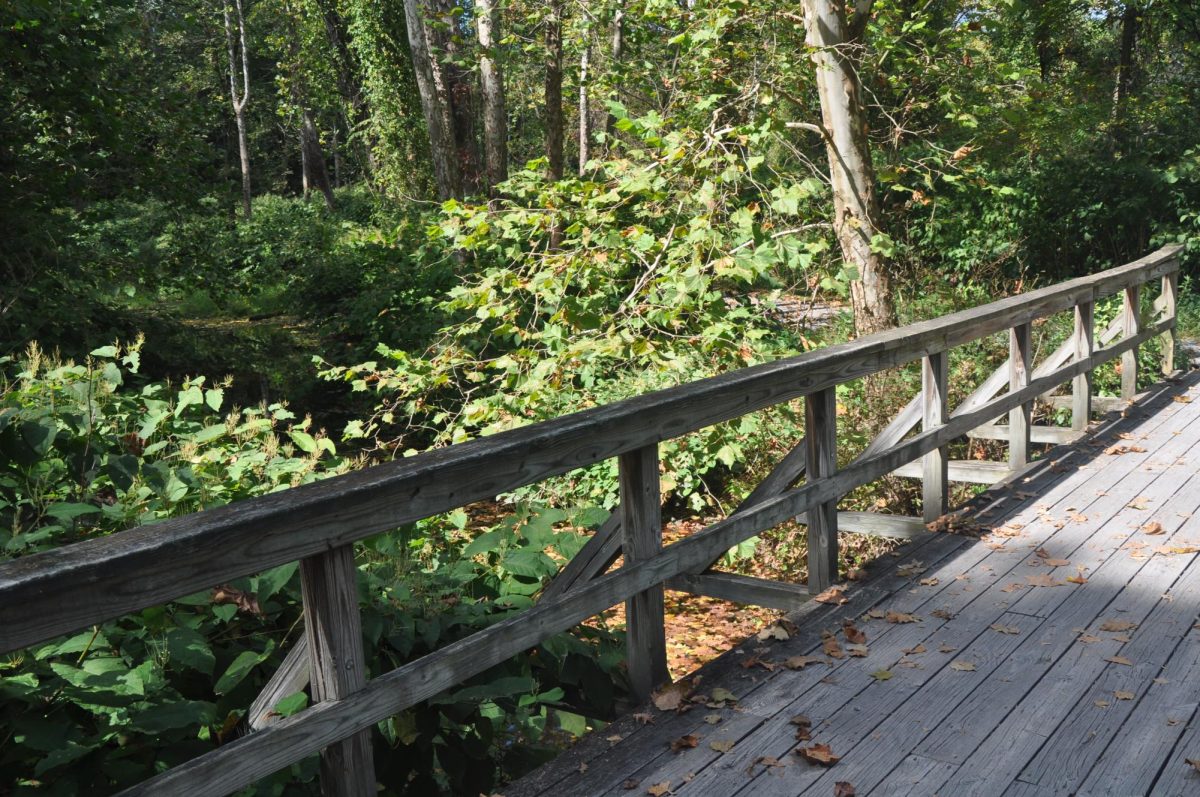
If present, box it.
[785,655,826,670]
[652,683,689,712]
[1100,619,1137,632]
[1173,396,1192,403]
[1094,699,1110,708]
[709,687,736,705]
[932,609,954,620]
[669,734,699,752]
[1069,512,1088,523]
[919,577,940,587]
[1114,690,1135,700]
[814,586,849,605]
[1127,496,1151,510]
[1141,521,1165,535]
[608,734,625,743]
[904,643,927,655]
[1104,655,1134,666]
[1026,573,1063,587]
[1186,758,1200,773]
[835,782,857,797]
[797,743,841,766]
[886,611,919,624]
[704,714,722,724]
[1002,582,1026,593]
[843,622,867,644]
[823,634,846,659]
[749,756,786,774]
[634,712,656,725]
[1157,544,1200,554]
[758,624,790,642]
[939,644,957,653]
[990,624,1020,635]
[1077,633,1103,643]
[846,567,867,581]
[866,608,887,619]
[1044,558,1071,567]
[950,661,977,671]
[579,762,589,773]
[846,644,869,657]
[710,739,735,753]
[622,778,640,790]
[1067,573,1089,584]
[897,561,927,578]
[646,782,671,796]
[872,669,893,681]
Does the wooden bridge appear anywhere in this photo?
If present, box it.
[0,245,1191,796]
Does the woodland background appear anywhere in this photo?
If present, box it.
[3,0,1200,792]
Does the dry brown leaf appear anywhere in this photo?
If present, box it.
[1094,699,1110,708]
[785,655,827,670]
[211,585,264,617]
[704,714,722,725]
[710,739,735,753]
[622,778,640,791]
[633,712,656,725]
[990,624,1020,635]
[652,682,689,712]
[1104,655,1134,666]
[1173,395,1192,404]
[1099,619,1137,632]
[790,714,812,727]
[1077,633,1103,643]
[939,643,957,653]
[1002,582,1026,593]
[1141,521,1165,535]
[897,561,927,578]
[709,687,736,705]
[1114,690,1135,700]
[797,743,841,766]
[1044,558,1071,567]
[647,782,671,796]
[866,608,887,619]
[579,762,589,773]
[1067,573,1089,584]
[846,644,870,658]
[932,609,955,620]
[904,643,927,655]
[886,611,919,624]
[834,783,857,797]
[669,734,699,753]
[813,586,849,605]
[919,577,940,587]
[1185,758,1200,773]
[843,622,867,645]
[872,669,893,681]
[1069,512,1088,523]
[950,661,977,672]
[1128,496,1151,510]
[1026,573,1063,587]
[758,624,790,642]
[846,567,868,581]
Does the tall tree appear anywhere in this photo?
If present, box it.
[284,1,335,209]
[476,0,508,190]
[402,0,460,198]
[578,26,591,176]
[313,0,377,176]
[800,0,896,336]
[1113,2,1141,120]
[544,0,565,181]
[223,0,253,217]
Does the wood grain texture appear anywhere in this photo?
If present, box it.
[299,545,374,797]
[1009,322,1032,468]
[1122,282,1141,399]
[665,571,814,610]
[1,249,1178,655]
[1160,271,1178,376]
[805,386,838,593]
[618,444,669,700]
[248,639,310,731]
[1073,300,1095,431]
[922,351,949,522]
[892,459,1012,484]
[966,424,1085,445]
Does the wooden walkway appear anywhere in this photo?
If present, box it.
[509,373,1200,797]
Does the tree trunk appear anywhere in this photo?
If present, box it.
[1113,3,1140,120]
[476,0,508,192]
[801,0,896,336]
[302,110,336,209]
[223,0,252,218]
[300,129,310,198]
[316,0,377,178]
[402,0,461,199]
[605,0,624,150]
[578,32,591,176]
[544,0,564,181]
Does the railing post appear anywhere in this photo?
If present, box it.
[1072,301,1094,432]
[1009,323,1032,469]
[299,545,375,797]
[1161,272,1178,376]
[922,351,948,523]
[805,387,838,593]
[618,444,668,701]
[1122,282,1141,399]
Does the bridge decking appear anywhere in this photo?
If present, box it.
[509,373,1200,797]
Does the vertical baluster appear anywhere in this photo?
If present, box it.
[805,387,838,593]
[1122,282,1141,399]
[1072,301,1094,432]
[922,351,948,523]
[1009,323,1032,469]
[299,545,375,797]
[1161,272,1178,376]
[619,444,668,701]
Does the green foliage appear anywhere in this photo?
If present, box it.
[0,341,623,795]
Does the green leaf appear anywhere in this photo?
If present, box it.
[274,691,308,717]
[44,502,100,522]
[204,388,224,412]
[167,627,215,675]
[256,562,298,602]
[556,710,588,736]
[502,549,558,578]
[438,676,535,704]
[90,345,119,358]
[106,453,139,491]
[34,740,94,776]
[127,699,217,733]
[289,430,318,453]
[214,642,275,695]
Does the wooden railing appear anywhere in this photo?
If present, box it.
[0,245,1182,796]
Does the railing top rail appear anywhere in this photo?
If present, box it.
[0,244,1181,654]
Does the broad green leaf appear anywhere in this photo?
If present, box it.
[214,642,275,694]
[127,700,216,733]
[167,627,215,676]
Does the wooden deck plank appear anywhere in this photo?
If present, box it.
[502,373,1200,797]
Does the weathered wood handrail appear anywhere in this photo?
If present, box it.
[0,245,1181,797]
